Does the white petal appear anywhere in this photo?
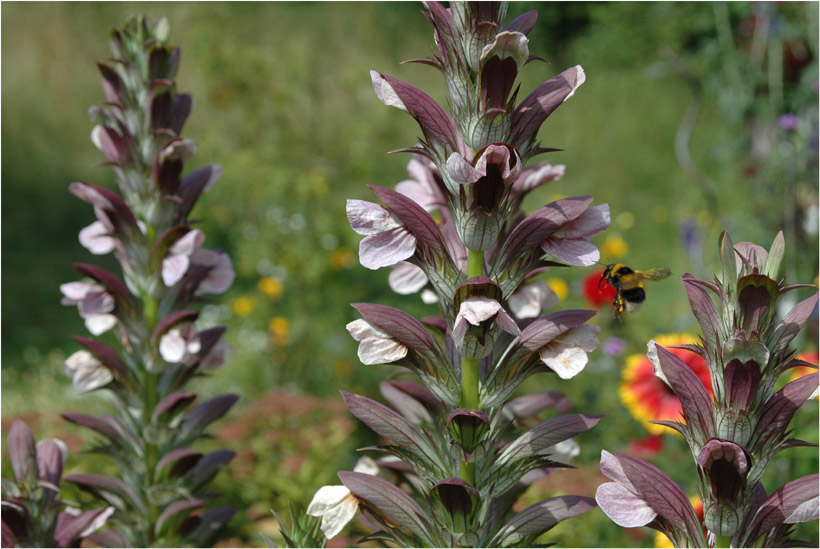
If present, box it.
[319,493,358,539]
[388,262,428,294]
[79,221,116,255]
[352,456,380,476]
[90,126,104,151]
[395,180,435,211]
[346,199,402,235]
[452,315,469,347]
[562,65,586,102]
[159,331,187,363]
[78,292,115,317]
[542,238,601,267]
[565,204,610,239]
[647,340,671,388]
[346,319,388,342]
[595,482,657,528]
[162,254,190,286]
[359,229,416,270]
[203,164,223,192]
[519,163,565,193]
[358,337,407,365]
[60,281,100,302]
[540,343,589,379]
[370,70,407,112]
[85,314,117,336]
[307,485,352,515]
[80,506,115,537]
[508,280,558,319]
[347,317,408,364]
[458,296,502,325]
[71,363,113,393]
[65,350,101,374]
[539,325,600,379]
[562,324,601,352]
[445,152,478,184]
[170,228,205,256]
[421,289,439,304]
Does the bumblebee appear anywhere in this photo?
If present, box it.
[599,264,671,318]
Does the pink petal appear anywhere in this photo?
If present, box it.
[347,199,402,236]
[388,262,428,294]
[595,482,657,527]
[79,221,116,255]
[542,237,600,267]
[359,229,416,270]
[162,254,190,286]
[565,204,610,238]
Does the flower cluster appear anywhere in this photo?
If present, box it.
[597,231,819,547]
[1,420,113,547]
[308,3,608,546]
[51,16,236,547]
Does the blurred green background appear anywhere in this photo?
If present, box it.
[2,2,818,547]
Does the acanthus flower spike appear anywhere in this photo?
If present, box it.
[599,230,819,546]
[335,3,604,546]
[46,16,238,546]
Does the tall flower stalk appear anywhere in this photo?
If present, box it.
[56,16,237,547]
[596,230,819,547]
[308,3,608,546]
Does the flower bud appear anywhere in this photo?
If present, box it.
[432,477,479,533]
[456,206,501,251]
[447,409,490,458]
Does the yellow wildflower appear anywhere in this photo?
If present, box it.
[232,296,254,316]
[601,235,628,259]
[269,316,291,346]
[259,276,283,300]
[546,278,569,301]
[329,248,355,270]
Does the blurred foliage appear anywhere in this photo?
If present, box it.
[2,2,817,547]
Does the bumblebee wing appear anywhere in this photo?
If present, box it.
[635,266,671,281]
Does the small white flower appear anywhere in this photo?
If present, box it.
[79,221,116,255]
[65,350,113,393]
[346,319,407,365]
[159,323,201,364]
[60,281,117,336]
[452,296,520,347]
[307,458,379,539]
[538,324,601,379]
[162,229,205,287]
[508,280,558,319]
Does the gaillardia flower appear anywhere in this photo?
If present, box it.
[619,334,712,435]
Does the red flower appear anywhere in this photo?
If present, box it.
[619,334,712,435]
[627,433,665,459]
[583,269,617,308]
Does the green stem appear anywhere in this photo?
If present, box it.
[142,294,160,545]
[458,248,485,485]
[466,248,484,279]
[714,535,732,548]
